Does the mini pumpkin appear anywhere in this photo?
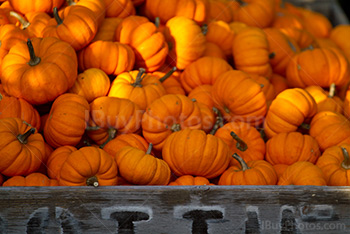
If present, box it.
[169,175,214,186]
[8,0,65,14]
[205,20,235,56]
[3,172,58,186]
[103,133,149,157]
[46,145,77,180]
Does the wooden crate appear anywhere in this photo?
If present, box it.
[1,1,349,234]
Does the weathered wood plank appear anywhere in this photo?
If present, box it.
[0,186,350,233]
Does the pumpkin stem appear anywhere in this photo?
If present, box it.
[66,0,76,5]
[232,153,250,171]
[131,68,146,87]
[99,128,117,149]
[210,107,224,135]
[17,128,35,144]
[53,7,63,25]
[27,39,41,66]
[230,131,248,151]
[155,17,160,28]
[299,123,310,130]
[236,0,248,6]
[159,67,177,83]
[201,24,208,36]
[9,11,30,29]
[171,123,181,132]
[341,147,350,170]
[328,83,336,98]
[86,176,99,187]
[269,52,275,59]
[146,143,153,155]
[85,126,101,131]
[287,40,297,53]
[0,93,3,101]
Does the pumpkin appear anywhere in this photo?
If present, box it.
[265,131,320,165]
[203,42,226,60]
[215,121,265,166]
[270,73,289,96]
[115,15,168,72]
[164,16,207,70]
[232,27,273,78]
[263,27,300,77]
[42,6,98,51]
[65,0,106,26]
[169,175,214,186]
[131,0,144,7]
[249,74,276,106]
[69,68,111,103]
[46,145,77,180]
[92,17,123,42]
[278,27,317,50]
[141,94,202,151]
[330,25,350,62]
[305,84,343,114]
[153,68,186,95]
[272,10,304,30]
[196,102,216,134]
[188,84,214,110]
[204,20,235,56]
[162,128,230,178]
[309,111,350,152]
[8,0,65,14]
[231,0,276,28]
[115,143,171,185]
[44,93,89,148]
[103,0,135,18]
[316,145,350,186]
[218,153,277,185]
[78,40,135,76]
[103,133,149,157]
[88,96,143,145]
[344,88,350,119]
[205,0,233,23]
[0,118,45,177]
[299,8,332,38]
[3,173,58,186]
[211,70,267,126]
[180,56,232,93]
[108,68,167,111]
[1,37,78,105]
[273,164,288,179]
[263,88,317,138]
[0,92,41,130]
[141,0,208,25]
[58,146,118,186]
[36,142,54,175]
[278,161,327,186]
[286,47,350,88]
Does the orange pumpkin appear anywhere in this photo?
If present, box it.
[270,73,289,96]
[103,0,135,18]
[202,42,226,60]
[1,37,78,105]
[108,68,167,111]
[169,175,214,186]
[309,111,350,152]
[3,173,58,186]
[141,94,202,151]
[330,24,350,62]
[46,145,77,180]
[278,161,327,186]
[205,20,235,57]
[115,15,169,72]
[0,118,45,177]
[162,128,230,178]
[92,17,123,42]
[180,56,232,93]
[316,145,350,186]
[215,121,266,167]
[273,164,288,179]
[115,143,171,185]
[286,47,350,88]
[218,153,277,185]
[65,0,106,26]
[205,0,233,23]
[164,16,206,70]
[78,40,135,76]
[69,68,111,103]
[43,5,98,51]
[232,27,273,78]
[0,92,41,130]
[153,68,186,95]
[58,146,119,186]
[299,8,332,38]
[211,70,267,126]
[44,93,90,148]
[278,27,317,50]
[249,74,276,106]
[103,133,149,157]
[265,131,320,165]
[8,0,65,14]
[188,84,214,110]
[264,88,317,138]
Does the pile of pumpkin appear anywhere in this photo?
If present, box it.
[1,0,350,187]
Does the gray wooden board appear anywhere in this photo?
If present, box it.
[0,186,349,233]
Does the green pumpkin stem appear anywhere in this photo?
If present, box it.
[232,153,250,171]
[85,126,101,131]
[86,176,99,187]
[99,128,117,149]
[146,143,153,155]
[17,128,35,144]
[53,7,63,25]
[159,67,177,83]
[132,68,146,87]
[155,17,160,28]
[171,123,181,132]
[236,0,248,6]
[328,83,336,98]
[230,131,248,151]
[0,93,3,101]
[201,24,208,36]
[341,147,350,170]
[10,11,30,29]
[299,123,310,130]
[269,52,276,59]
[210,107,224,135]
[27,39,41,66]
[66,0,76,5]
